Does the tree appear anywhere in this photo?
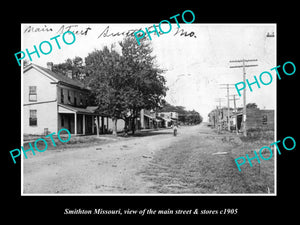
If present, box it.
[118,36,167,134]
[186,110,203,125]
[246,103,258,108]
[85,37,167,135]
[85,46,126,135]
[52,56,86,80]
[159,101,203,125]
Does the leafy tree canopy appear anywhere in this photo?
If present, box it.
[246,103,258,108]
[85,37,168,134]
[52,56,85,80]
[159,101,203,125]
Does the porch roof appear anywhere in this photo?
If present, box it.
[58,103,98,115]
[231,112,243,117]
[157,116,172,122]
[144,114,155,119]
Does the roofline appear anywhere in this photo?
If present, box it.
[24,63,90,91]
[24,64,58,82]
[57,81,91,92]
[58,103,96,115]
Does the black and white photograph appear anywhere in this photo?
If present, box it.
[21,23,276,195]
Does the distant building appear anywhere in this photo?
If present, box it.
[156,112,178,127]
[140,109,157,129]
[208,107,234,130]
[243,108,274,131]
[208,106,274,132]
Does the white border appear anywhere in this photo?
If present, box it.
[21,23,24,195]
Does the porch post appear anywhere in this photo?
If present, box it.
[98,116,101,130]
[95,116,99,137]
[74,112,77,135]
[101,116,104,134]
[83,114,86,135]
[92,115,94,134]
[140,109,144,129]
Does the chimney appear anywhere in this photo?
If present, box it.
[67,70,73,79]
[47,62,53,71]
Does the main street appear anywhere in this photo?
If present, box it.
[23,123,274,194]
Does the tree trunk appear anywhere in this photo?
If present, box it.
[124,118,129,136]
[131,117,135,134]
[112,118,118,136]
[101,116,105,134]
[95,116,99,137]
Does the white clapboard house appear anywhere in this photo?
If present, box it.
[23,62,124,135]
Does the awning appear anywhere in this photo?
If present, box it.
[144,114,155,119]
[231,112,243,117]
[160,117,172,122]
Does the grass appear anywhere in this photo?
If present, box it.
[240,130,274,142]
[227,131,275,194]
[140,135,232,193]
[23,134,118,150]
[22,128,171,151]
[139,129,275,194]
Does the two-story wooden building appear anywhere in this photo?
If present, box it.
[23,62,124,135]
[140,109,158,129]
[156,112,178,128]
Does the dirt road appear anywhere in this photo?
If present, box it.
[23,123,274,194]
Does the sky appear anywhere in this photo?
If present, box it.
[22,23,276,121]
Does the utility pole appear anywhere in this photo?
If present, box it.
[215,97,225,108]
[214,98,225,131]
[220,84,235,131]
[227,94,240,134]
[229,59,258,136]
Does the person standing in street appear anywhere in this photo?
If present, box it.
[173,122,178,136]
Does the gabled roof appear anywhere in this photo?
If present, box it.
[24,63,88,90]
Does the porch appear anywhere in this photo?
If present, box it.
[58,104,110,135]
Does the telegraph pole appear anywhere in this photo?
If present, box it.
[229,59,258,136]
[227,94,239,134]
[215,97,225,108]
[220,84,235,131]
[215,98,225,131]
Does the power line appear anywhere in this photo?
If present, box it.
[215,98,225,108]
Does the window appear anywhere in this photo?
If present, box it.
[67,90,71,104]
[74,97,77,106]
[60,89,64,104]
[29,110,37,126]
[79,93,83,106]
[262,115,267,125]
[29,86,37,101]
[61,115,64,126]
